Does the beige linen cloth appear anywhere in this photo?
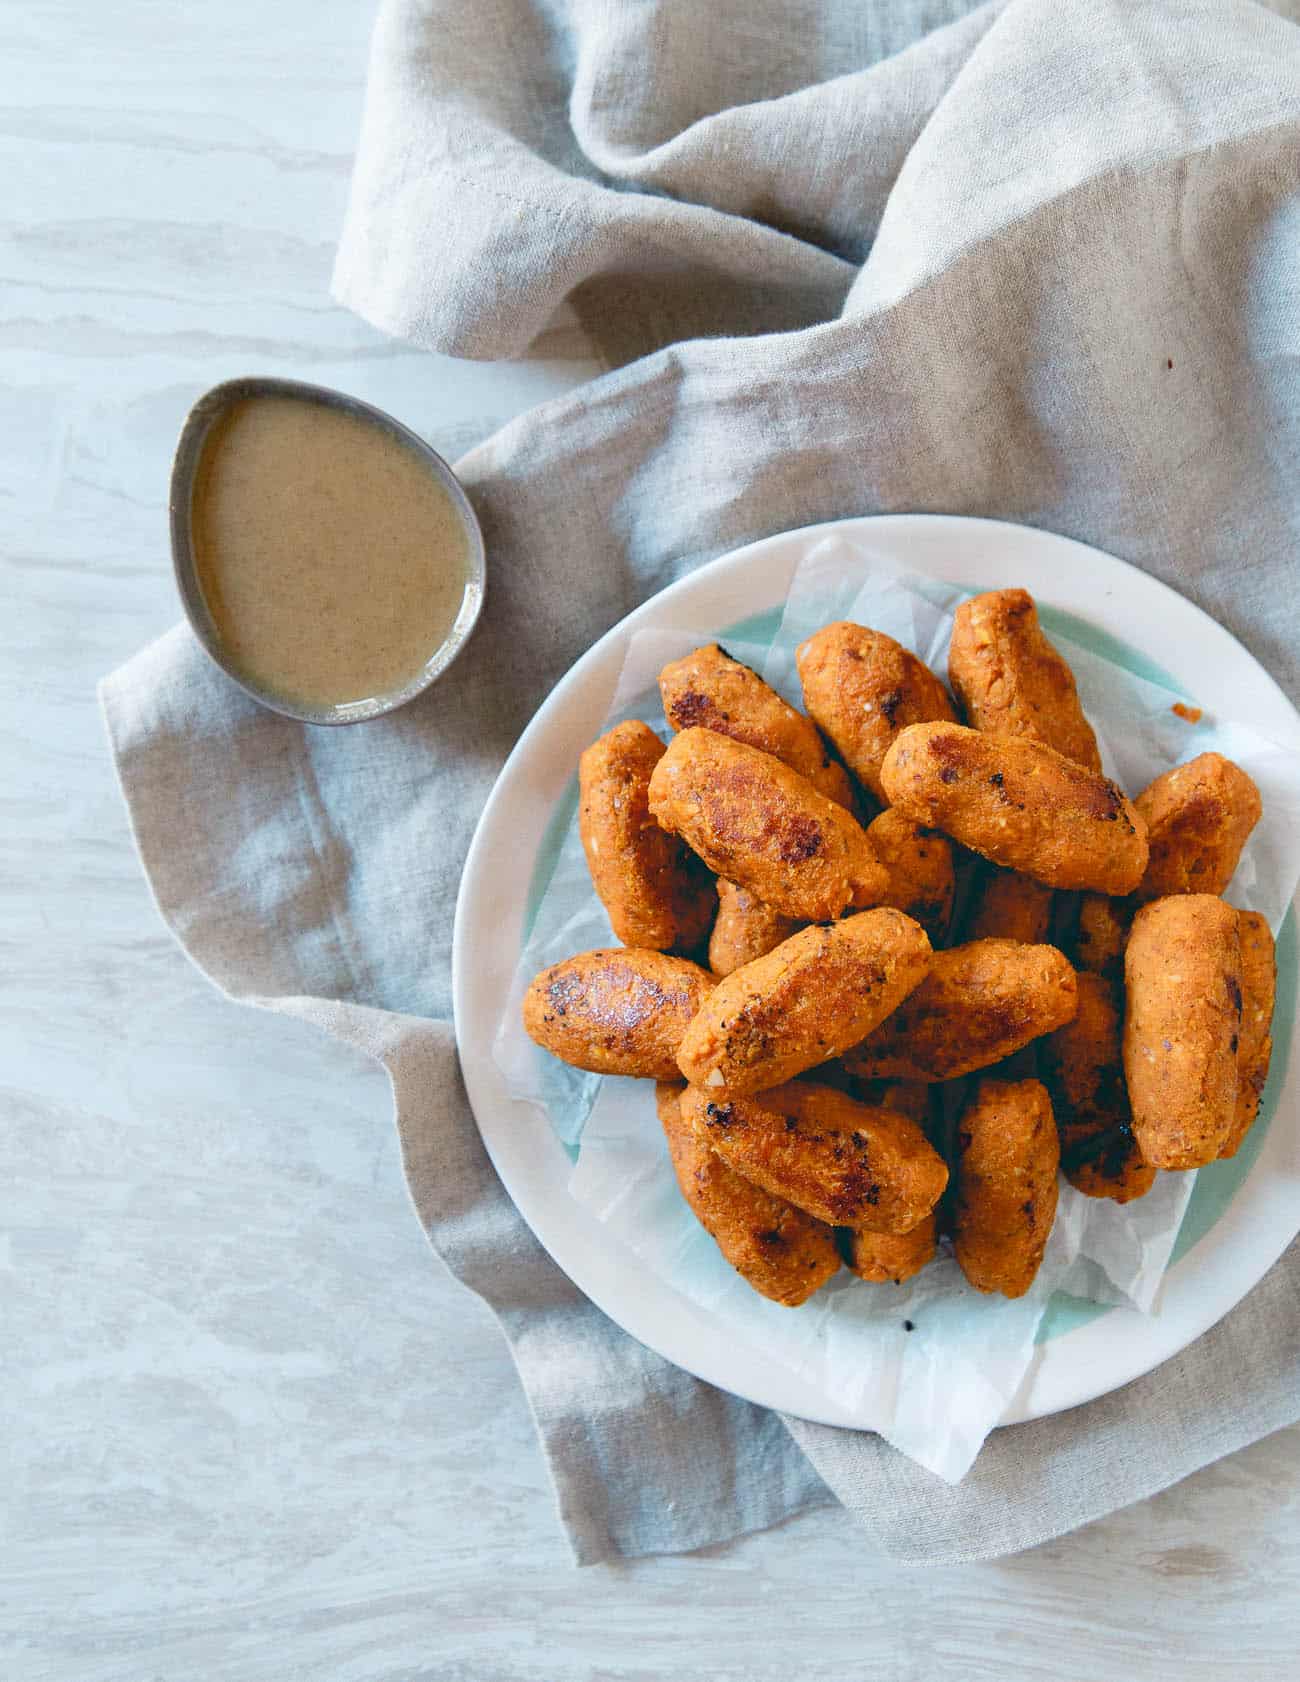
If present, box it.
[104,0,1300,1564]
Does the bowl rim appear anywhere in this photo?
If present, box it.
[169,374,487,727]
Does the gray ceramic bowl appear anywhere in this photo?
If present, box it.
[169,375,486,725]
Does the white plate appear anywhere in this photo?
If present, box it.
[452,515,1300,1428]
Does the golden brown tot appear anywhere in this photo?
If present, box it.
[578,720,714,952]
[846,1214,937,1285]
[1123,895,1242,1168]
[656,1084,840,1306]
[648,728,887,921]
[880,723,1148,894]
[948,588,1102,770]
[707,879,803,977]
[522,949,713,1080]
[866,808,956,943]
[1133,752,1262,900]
[677,908,932,1096]
[953,1078,1060,1298]
[680,1082,948,1235]
[795,622,957,803]
[844,939,1077,1083]
[1040,972,1155,1202]
[658,642,855,809]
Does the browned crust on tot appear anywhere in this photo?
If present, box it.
[846,1213,937,1285]
[1123,895,1242,1169]
[964,863,1054,945]
[1219,910,1276,1159]
[843,939,1078,1083]
[1059,1123,1155,1203]
[795,622,957,803]
[954,1078,1060,1298]
[648,728,887,921]
[1133,752,1262,900]
[522,948,713,1080]
[1040,973,1155,1203]
[659,642,854,809]
[677,908,932,1096]
[707,879,803,977]
[880,722,1149,894]
[655,1084,840,1306]
[680,1082,948,1235]
[948,589,1101,770]
[578,720,714,952]
[1041,971,1127,1117]
[866,808,956,943]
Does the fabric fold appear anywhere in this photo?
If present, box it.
[333,0,1004,363]
[107,0,1300,1563]
[789,1240,1300,1563]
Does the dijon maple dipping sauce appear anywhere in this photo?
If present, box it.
[190,394,473,713]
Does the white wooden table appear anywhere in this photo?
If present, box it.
[5,4,1298,1677]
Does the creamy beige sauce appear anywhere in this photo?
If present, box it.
[191,396,470,710]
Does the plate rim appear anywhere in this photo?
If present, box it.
[453,513,1300,1431]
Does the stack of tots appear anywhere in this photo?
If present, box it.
[523,592,1274,1306]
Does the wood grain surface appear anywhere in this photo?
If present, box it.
[3,3,1298,1678]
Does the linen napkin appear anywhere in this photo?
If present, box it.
[105,0,1300,1564]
